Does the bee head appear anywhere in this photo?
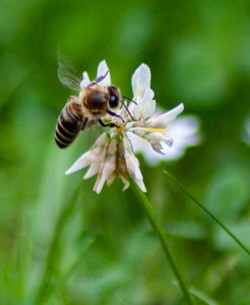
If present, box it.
[108,86,122,109]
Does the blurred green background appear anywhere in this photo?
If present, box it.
[1,0,250,304]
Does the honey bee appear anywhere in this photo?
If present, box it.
[55,54,127,149]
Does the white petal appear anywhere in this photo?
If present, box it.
[84,162,100,179]
[143,115,201,162]
[126,130,147,152]
[133,128,146,138]
[132,63,151,100]
[133,87,155,120]
[166,116,201,146]
[65,134,108,175]
[142,99,156,119]
[128,100,136,115]
[151,142,164,154]
[65,151,94,175]
[160,116,202,160]
[145,132,173,147]
[134,178,147,193]
[133,108,140,121]
[97,60,111,87]
[80,72,91,89]
[127,131,161,166]
[141,87,154,102]
[148,103,184,128]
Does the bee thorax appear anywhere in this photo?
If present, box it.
[82,90,108,118]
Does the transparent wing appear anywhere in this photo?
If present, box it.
[57,52,81,91]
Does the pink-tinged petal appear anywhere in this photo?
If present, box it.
[95,133,110,146]
[123,137,143,180]
[93,162,104,192]
[121,177,130,191]
[94,156,116,194]
[122,135,133,151]
[148,103,184,128]
[107,173,116,186]
[80,72,91,89]
[124,150,143,181]
[132,64,151,100]
[97,60,111,87]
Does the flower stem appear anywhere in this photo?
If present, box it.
[129,177,194,305]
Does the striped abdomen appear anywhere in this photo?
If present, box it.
[55,98,85,148]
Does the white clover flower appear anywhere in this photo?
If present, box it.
[128,115,201,165]
[66,61,187,193]
[66,132,145,194]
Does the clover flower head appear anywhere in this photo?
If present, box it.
[66,61,186,193]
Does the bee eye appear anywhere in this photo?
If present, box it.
[109,95,119,108]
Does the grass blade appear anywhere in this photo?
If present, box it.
[35,186,81,305]
[164,170,250,257]
[190,288,219,305]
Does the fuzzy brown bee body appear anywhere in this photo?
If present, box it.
[55,58,124,148]
[81,85,122,119]
[55,96,86,148]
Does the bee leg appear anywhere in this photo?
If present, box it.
[81,117,88,130]
[87,70,110,87]
[98,119,118,128]
[107,110,125,123]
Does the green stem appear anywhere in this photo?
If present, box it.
[164,171,250,257]
[129,177,194,305]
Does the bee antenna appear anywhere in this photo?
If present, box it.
[122,96,137,105]
[95,70,110,83]
[121,101,134,120]
[88,70,110,87]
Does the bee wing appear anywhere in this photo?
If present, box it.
[57,53,81,92]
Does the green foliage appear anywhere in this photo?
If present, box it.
[1,0,250,304]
